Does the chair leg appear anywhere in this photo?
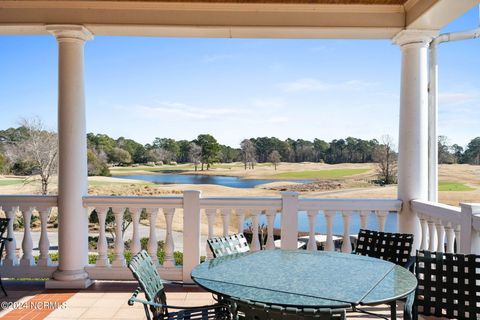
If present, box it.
[390,301,396,320]
[0,276,7,296]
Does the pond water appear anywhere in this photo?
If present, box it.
[247,211,397,235]
[114,173,310,189]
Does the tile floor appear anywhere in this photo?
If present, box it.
[0,280,421,319]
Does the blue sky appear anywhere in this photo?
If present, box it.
[0,7,478,148]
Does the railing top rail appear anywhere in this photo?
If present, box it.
[200,197,282,210]
[298,198,402,211]
[411,199,462,224]
[83,195,183,209]
[0,195,58,211]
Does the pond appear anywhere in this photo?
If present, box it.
[113,173,311,189]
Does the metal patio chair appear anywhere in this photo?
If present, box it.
[352,229,415,319]
[128,250,231,320]
[414,250,480,320]
[0,218,13,296]
[230,298,346,320]
[207,233,250,258]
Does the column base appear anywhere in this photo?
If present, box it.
[46,278,93,289]
[45,269,93,289]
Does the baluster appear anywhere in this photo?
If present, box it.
[37,207,52,266]
[147,208,159,266]
[341,211,352,253]
[250,210,260,251]
[445,224,455,253]
[163,208,175,267]
[131,208,142,255]
[111,207,126,267]
[265,209,276,250]
[96,207,110,267]
[236,209,245,234]
[427,219,436,251]
[221,209,230,236]
[205,208,215,259]
[436,221,445,253]
[20,207,35,266]
[307,210,318,251]
[454,225,461,253]
[4,207,18,266]
[376,211,388,232]
[419,215,428,250]
[359,211,370,229]
[324,210,335,252]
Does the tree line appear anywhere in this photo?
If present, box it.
[1,119,479,194]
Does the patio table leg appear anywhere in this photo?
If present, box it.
[390,301,397,320]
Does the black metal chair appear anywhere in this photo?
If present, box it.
[354,229,414,269]
[414,250,480,320]
[207,233,250,258]
[230,298,346,320]
[128,250,231,320]
[352,229,415,320]
[0,218,13,296]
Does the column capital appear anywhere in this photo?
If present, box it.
[46,25,93,42]
[392,29,438,47]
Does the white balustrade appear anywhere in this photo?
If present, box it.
[95,207,110,267]
[146,208,159,266]
[445,224,455,253]
[359,210,370,229]
[419,215,428,250]
[435,221,445,252]
[250,210,261,251]
[341,211,352,253]
[265,209,276,250]
[236,209,245,234]
[111,207,126,267]
[131,208,142,255]
[20,207,35,266]
[427,219,436,251]
[163,208,175,268]
[37,207,52,266]
[375,211,388,232]
[4,207,18,266]
[221,209,230,236]
[205,208,216,259]
[307,210,318,251]
[324,210,335,252]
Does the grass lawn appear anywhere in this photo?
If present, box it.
[272,168,370,179]
[0,178,24,186]
[438,181,475,192]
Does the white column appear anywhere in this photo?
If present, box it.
[393,30,436,251]
[46,25,93,289]
[182,190,201,283]
[280,192,298,250]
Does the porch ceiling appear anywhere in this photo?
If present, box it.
[0,0,477,38]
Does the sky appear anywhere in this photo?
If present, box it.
[0,7,479,148]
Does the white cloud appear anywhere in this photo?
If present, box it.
[279,78,378,93]
[251,98,286,109]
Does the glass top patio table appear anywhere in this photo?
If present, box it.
[191,250,417,308]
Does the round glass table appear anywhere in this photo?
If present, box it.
[191,250,417,317]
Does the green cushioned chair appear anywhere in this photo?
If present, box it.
[207,233,250,258]
[128,250,231,320]
[230,298,346,320]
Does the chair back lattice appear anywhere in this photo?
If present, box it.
[415,250,480,320]
[231,298,346,320]
[128,250,168,318]
[207,233,250,258]
[355,229,413,266]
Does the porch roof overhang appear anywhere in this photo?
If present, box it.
[0,0,477,39]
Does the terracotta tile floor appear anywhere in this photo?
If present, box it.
[0,280,420,319]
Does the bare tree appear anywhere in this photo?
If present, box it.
[6,118,58,194]
[373,135,397,185]
[241,139,257,170]
[268,150,281,170]
[188,142,202,171]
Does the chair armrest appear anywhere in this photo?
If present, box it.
[128,288,228,311]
